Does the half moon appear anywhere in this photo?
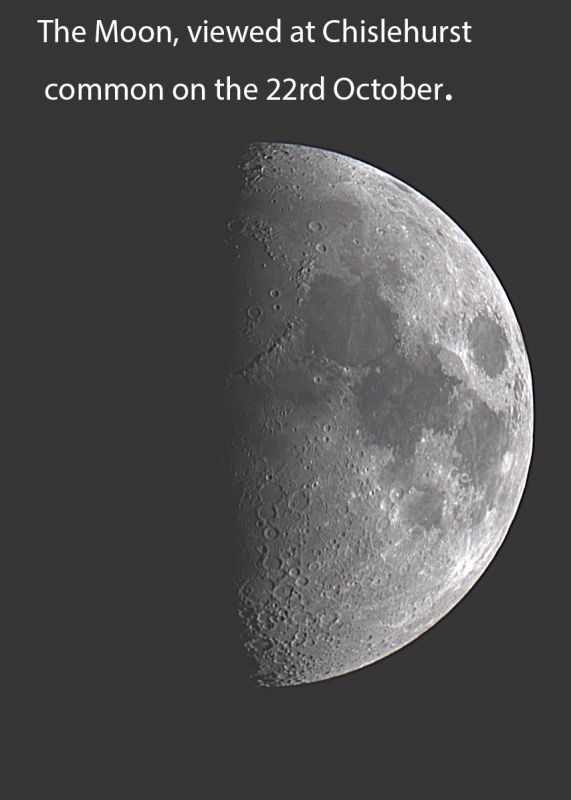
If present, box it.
[224,142,533,687]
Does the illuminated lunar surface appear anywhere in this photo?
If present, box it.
[224,142,533,687]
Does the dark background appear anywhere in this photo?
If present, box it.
[9,1,566,793]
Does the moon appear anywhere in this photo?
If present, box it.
[223,142,533,687]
